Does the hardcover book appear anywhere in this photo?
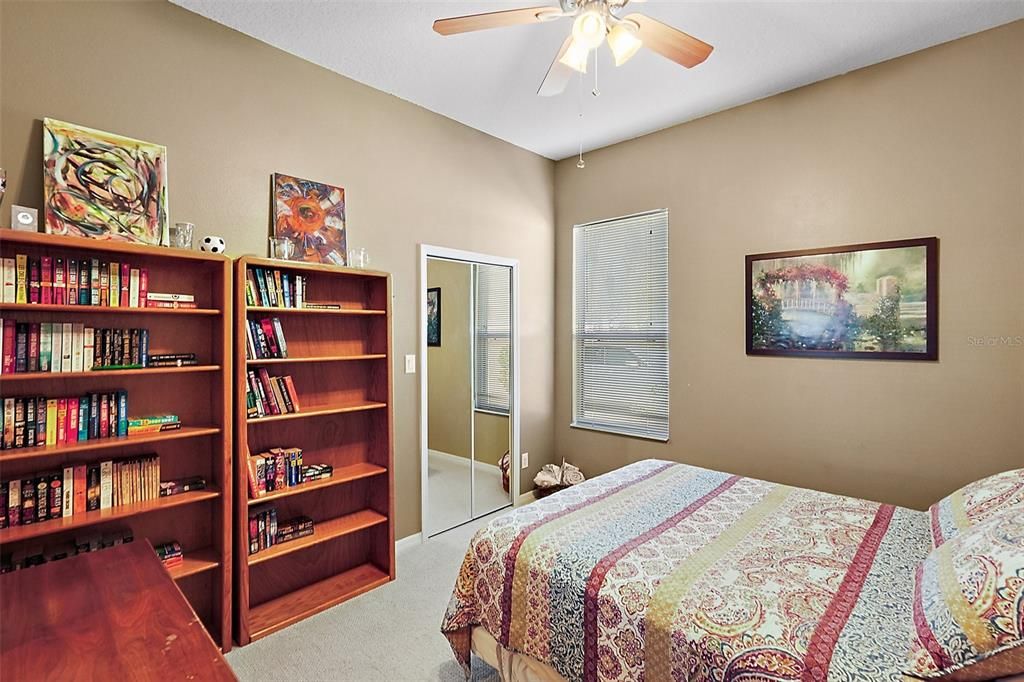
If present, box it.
[79,260,90,305]
[7,480,21,526]
[53,257,65,305]
[49,323,62,374]
[2,319,15,373]
[90,259,101,306]
[60,322,73,372]
[109,262,120,307]
[73,463,86,514]
[67,258,78,305]
[15,254,27,304]
[39,322,52,372]
[99,460,113,509]
[86,464,101,511]
[41,256,53,304]
[120,263,130,307]
[1,258,14,303]
[28,257,41,304]
[20,478,36,525]
[27,322,39,372]
[62,466,74,517]
[48,473,62,518]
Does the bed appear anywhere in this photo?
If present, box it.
[441,459,1024,682]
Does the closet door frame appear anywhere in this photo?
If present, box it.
[418,244,520,541]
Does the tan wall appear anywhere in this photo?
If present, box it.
[426,259,472,458]
[0,0,556,539]
[474,412,510,467]
[554,21,1024,511]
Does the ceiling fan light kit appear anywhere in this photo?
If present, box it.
[607,20,642,66]
[432,0,713,96]
[572,7,607,50]
[431,0,714,168]
[559,38,591,73]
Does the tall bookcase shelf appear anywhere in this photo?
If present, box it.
[234,256,394,645]
[0,230,233,651]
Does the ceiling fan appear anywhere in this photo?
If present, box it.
[432,0,714,97]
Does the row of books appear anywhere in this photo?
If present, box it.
[154,540,183,569]
[247,506,313,555]
[245,369,301,418]
[1,391,128,450]
[0,319,150,373]
[1,528,134,573]
[244,316,288,360]
[0,454,159,528]
[145,292,201,310]
[159,476,207,497]
[128,414,183,436]
[2,253,149,307]
[245,447,334,498]
[244,267,305,309]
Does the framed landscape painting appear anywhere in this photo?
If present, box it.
[43,118,168,245]
[427,287,441,347]
[746,237,938,360]
[272,173,347,266]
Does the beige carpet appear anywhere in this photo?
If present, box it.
[226,512,507,681]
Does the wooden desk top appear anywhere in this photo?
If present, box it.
[0,540,236,681]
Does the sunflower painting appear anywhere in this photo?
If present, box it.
[272,173,347,265]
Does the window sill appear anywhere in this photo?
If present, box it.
[474,408,510,418]
[570,422,669,443]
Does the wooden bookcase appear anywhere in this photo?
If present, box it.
[233,256,394,645]
[0,230,233,650]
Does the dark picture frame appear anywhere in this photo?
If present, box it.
[426,287,442,347]
[745,237,938,361]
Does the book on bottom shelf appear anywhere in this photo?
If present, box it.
[247,505,313,555]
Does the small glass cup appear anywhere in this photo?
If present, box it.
[269,237,297,260]
[171,222,194,249]
[348,247,369,269]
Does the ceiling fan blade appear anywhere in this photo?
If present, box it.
[623,13,713,68]
[433,6,562,36]
[537,35,576,97]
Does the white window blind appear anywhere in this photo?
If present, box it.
[573,209,669,441]
[474,263,511,414]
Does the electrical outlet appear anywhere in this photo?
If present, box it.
[521,452,529,469]
[404,354,416,374]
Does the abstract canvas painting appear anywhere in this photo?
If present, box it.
[272,173,347,266]
[43,118,168,245]
[427,287,441,347]
[746,237,938,360]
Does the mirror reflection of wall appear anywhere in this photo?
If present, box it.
[425,258,512,536]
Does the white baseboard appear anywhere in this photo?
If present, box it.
[428,449,503,475]
[396,532,422,553]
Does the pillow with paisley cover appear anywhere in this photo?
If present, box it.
[906,507,1024,681]
[927,469,1024,548]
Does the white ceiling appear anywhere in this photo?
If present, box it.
[171,0,1024,160]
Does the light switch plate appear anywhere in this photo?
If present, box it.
[521,452,529,469]
[404,354,416,374]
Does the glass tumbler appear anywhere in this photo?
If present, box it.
[348,247,369,269]
[171,222,194,249]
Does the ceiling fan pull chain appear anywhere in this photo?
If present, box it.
[577,68,586,169]
[592,49,600,97]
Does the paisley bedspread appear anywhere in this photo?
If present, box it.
[442,459,933,682]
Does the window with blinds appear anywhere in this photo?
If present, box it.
[572,209,669,441]
[474,263,511,414]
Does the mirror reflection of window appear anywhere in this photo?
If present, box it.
[472,264,512,519]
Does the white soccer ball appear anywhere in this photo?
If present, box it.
[200,235,226,254]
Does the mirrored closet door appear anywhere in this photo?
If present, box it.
[424,256,513,536]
